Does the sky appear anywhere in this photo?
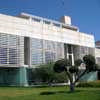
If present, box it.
[0,0,100,41]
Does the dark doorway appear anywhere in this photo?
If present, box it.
[98,71,100,80]
[24,37,30,65]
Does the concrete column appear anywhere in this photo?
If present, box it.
[71,46,74,66]
[41,20,45,64]
[29,38,32,66]
[19,67,28,86]
[42,39,46,64]
[71,54,74,66]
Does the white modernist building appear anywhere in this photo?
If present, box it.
[0,13,97,86]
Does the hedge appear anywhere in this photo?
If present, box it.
[77,80,100,87]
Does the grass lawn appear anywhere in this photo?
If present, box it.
[0,86,100,100]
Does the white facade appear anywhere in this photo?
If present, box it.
[0,13,96,67]
[0,13,95,48]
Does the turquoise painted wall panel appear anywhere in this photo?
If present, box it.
[0,67,28,86]
[19,67,28,86]
[80,71,97,82]
[0,68,20,85]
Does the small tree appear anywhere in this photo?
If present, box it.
[53,55,99,92]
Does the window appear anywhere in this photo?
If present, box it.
[0,47,7,64]
[32,18,41,22]
[31,38,43,65]
[43,20,50,25]
[9,48,17,64]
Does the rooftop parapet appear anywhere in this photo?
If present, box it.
[19,12,79,31]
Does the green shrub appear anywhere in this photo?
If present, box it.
[30,63,68,84]
[77,81,100,87]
